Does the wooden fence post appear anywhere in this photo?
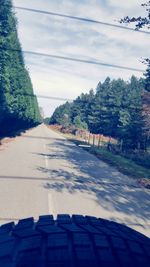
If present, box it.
[120,139,123,152]
[88,133,90,144]
[98,134,101,147]
[95,134,97,146]
[93,134,95,146]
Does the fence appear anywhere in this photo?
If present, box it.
[76,131,116,148]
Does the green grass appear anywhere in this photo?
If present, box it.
[51,128,150,180]
[90,147,150,179]
[66,136,150,180]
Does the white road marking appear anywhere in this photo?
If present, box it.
[43,143,48,168]
[43,143,55,215]
[48,192,55,215]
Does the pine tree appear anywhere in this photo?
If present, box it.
[120,1,150,29]
[144,59,150,92]
[142,60,150,146]
[49,76,146,151]
[50,102,72,125]
[0,0,42,136]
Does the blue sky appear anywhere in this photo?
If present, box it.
[13,0,150,117]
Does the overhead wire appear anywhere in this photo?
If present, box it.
[0,47,145,73]
[13,6,150,35]
[1,4,148,74]
[0,92,143,112]
[0,4,147,112]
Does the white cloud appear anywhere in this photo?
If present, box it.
[109,0,144,11]
[13,0,149,116]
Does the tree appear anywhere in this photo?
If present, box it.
[0,0,42,136]
[120,2,150,149]
[73,115,88,130]
[117,76,145,150]
[142,92,150,141]
[120,1,150,29]
[49,102,72,125]
[143,59,150,92]
[88,78,126,137]
[49,76,146,150]
[71,89,95,129]
[44,117,50,125]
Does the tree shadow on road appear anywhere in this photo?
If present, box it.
[36,139,150,225]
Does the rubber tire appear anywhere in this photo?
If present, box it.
[0,214,150,267]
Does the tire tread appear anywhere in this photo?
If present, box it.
[0,215,149,266]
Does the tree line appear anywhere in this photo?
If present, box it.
[0,0,42,137]
[48,0,150,152]
[48,74,150,151]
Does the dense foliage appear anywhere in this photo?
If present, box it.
[0,0,42,136]
[50,0,150,151]
[120,0,150,149]
[49,76,150,151]
[120,1,150,29]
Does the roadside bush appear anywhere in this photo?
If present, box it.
[127,152,150,168]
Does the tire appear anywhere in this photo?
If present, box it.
[0,214,150,267]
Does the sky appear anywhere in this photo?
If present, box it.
[12,0,150,117]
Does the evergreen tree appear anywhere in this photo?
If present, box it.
[73,115,88,130]
[50,102,72,125]
[120,1,150,29]
[0,0,42,136]
[144,59,150,92]
[120,2,150,149]
[117,76,145,149]
[49,76,146,150]
[142,60,150,145]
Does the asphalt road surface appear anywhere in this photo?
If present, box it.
[0,124,150,237]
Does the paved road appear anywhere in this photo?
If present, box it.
[0,124,150,237]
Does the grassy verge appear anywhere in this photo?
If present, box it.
[90,147,150,179]
[65,136,150,180]
[47,126,150,180]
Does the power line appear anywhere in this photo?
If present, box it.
[0,47,145,73]
[37,95,72,101]
[13,6,150,35]
[4,92,72,102]
[29,93,73,102]
[34,94,143,111]
[0,92,142,112]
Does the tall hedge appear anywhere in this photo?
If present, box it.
[0,0,42,136]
